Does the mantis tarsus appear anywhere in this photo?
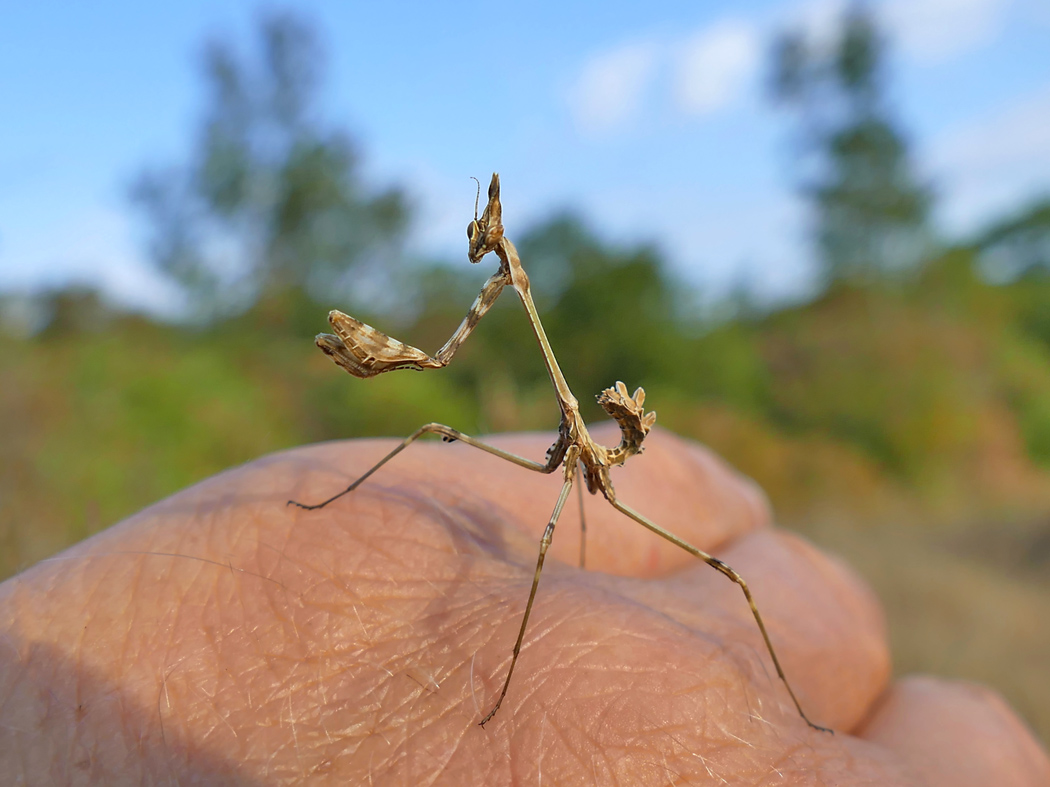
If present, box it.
[288,173,830,733]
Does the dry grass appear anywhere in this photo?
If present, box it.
[798,516,1050,745]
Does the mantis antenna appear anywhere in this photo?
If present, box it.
[288,173,830,733]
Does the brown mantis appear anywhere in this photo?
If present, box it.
[288,173,830,733]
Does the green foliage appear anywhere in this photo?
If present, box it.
[761,286,988,480]
[992,318,1050,467]
[0,298,486,580]
[520,218,689,407]
[1008,275,1050,352]
[977,196,1050,282]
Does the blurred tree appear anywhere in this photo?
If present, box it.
[770,4,933,284]
[521,216,689,402]
[976,196,1050,282]
[39,287,115,337]
[979,198,1050,386]
[131,12,408,323]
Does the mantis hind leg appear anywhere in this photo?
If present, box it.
[576,471,587,569]
[608,497,832,733]
[287,424,554,510]
[479,453,578,726]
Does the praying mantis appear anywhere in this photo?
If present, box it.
[288,173,829,732]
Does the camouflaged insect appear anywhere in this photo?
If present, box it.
[290,174,830,733]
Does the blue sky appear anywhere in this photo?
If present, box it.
[1,0,1048,314]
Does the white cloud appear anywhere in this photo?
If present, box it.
[675,19,761,115]
[881,0,1009,63]
[930,84,1050,231]
[569,40,659,135]
[567,18,763,133]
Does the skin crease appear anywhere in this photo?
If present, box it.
[0,425,1047,785]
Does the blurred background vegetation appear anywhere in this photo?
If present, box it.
[2,6,1049,743]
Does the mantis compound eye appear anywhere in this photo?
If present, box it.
[467,220,478,240]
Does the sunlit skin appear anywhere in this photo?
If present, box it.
[1,427,1047,784]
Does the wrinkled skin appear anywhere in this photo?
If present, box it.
[1,426,1047,785]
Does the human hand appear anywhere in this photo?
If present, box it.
[1,426,1047,784]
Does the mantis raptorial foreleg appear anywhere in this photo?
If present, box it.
[312,177,515,380]
[316,270,508,379]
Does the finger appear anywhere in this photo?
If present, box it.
[615,527,890,732]
[858,676,1050,787]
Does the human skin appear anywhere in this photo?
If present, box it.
[1,426,1047,785]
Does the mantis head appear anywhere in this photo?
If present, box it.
[467,173,505,263]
